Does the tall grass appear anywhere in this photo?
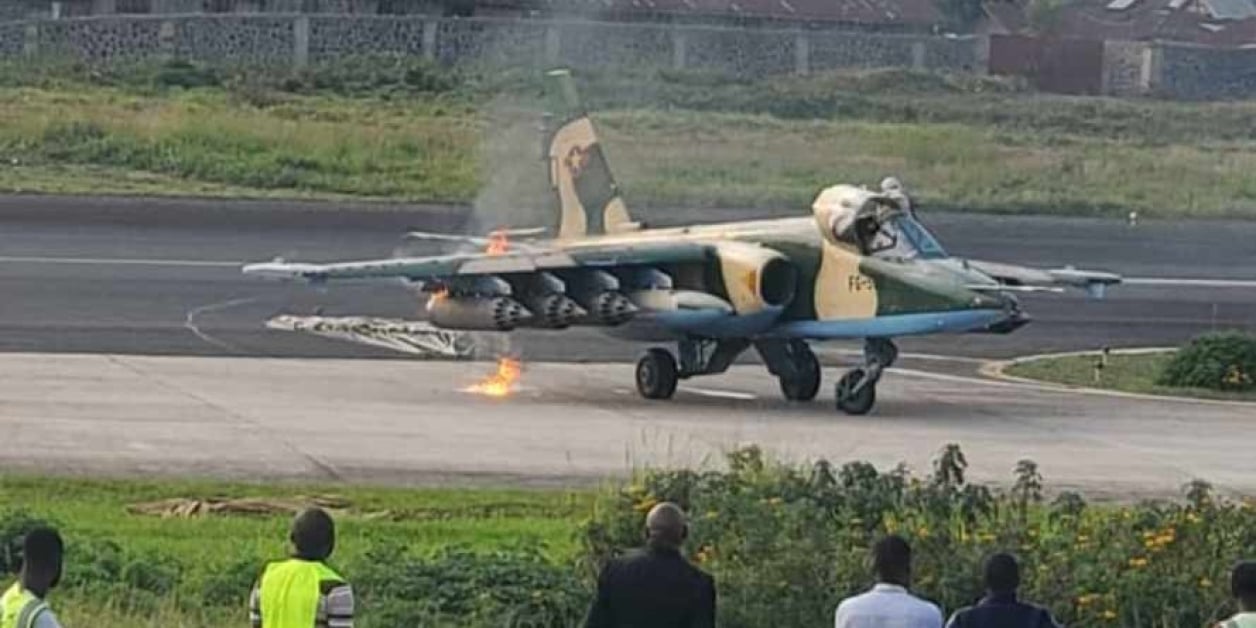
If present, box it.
[2,63,1256,217]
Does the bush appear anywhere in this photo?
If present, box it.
[584,445,1256,627]
[1158,331,1256,391]
[0,509,56,574]
[355,543,587,627]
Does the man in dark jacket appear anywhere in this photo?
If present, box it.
[946,553,1060,628]
[584,501,716,628]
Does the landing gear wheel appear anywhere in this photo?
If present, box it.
[778,348,821,402]
[636,348,679,400]
[835,370,876,415]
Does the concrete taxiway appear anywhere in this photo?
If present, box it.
[3,352,1252,498]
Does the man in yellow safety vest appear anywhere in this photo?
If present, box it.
[1,527,64,628]
[249,508,354,628]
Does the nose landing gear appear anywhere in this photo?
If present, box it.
[834,338,897,415]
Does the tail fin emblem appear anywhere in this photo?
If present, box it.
[564,144,592,179]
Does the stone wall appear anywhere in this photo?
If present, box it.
[1156,42,1256,99]
[6,14,1256,99]
[0,14,981,76]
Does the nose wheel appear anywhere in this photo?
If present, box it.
[834,370,875,415]
[834,338,897,415]
[636,348,679,400]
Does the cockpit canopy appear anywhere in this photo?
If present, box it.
[811,184,947,260]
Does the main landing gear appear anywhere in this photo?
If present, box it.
[633,337,896,415]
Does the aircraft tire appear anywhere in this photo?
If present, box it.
[636,348,679,400]
[778,349,821,402]
[835,370,875,415]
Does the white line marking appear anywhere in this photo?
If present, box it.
[1125,277,1256,288]
[0,256,240,268]
[184,297,258,353]
[680,386,757,401]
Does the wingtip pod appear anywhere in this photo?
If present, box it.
[242,261,325,281]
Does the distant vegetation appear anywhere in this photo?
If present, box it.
[1007,332,1256,399]
[5,445,1256,626]
[2,57,1256,218]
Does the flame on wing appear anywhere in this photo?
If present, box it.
[463,356,522,398]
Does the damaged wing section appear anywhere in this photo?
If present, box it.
[266,315,474,358]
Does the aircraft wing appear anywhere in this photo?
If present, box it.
[963,259,1122,299]
[243,241,714,284]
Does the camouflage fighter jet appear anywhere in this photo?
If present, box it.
[244,69,1119,415]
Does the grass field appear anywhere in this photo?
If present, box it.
[1005,351,1256,402]
[0,475,591,627]
[3,62,1256,218]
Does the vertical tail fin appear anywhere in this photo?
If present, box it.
[543,69,639,239]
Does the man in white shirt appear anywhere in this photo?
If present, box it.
[835,535,943,628]
[1217,561,1256,628]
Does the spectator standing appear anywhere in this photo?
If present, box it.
[945,553,1060,628]
[584,501,716,628]
[0,526,65,628]
[1218,561,1256,628]
[249,507,354,628]
[835,535,942,628]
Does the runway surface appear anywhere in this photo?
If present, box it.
[1,195,1253,362]
[3,352,1253,498]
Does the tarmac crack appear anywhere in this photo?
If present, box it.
[102,354,344,482]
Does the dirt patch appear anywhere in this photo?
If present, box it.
[128,495,352,518]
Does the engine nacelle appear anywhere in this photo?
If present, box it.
[712,241,797,315]
[426,295,532,331]
[524,293,587,329]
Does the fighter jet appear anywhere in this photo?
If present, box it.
[245,69,1119,415]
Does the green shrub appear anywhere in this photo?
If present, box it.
[355,543,587,627]
[584,445,1256,627]
[0,509,55,574]
[1158,331,1256,391]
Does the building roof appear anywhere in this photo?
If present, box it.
[993,0,1256,46]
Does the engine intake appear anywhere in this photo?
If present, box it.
[713,241,798,314]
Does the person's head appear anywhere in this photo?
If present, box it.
[19,527,63,596]
[984,553,1021,596]
[872,535,913,587]
[1231,560,1256,611]
[644,502,688,550]
[880,177,903,194]
[290,507,336,561]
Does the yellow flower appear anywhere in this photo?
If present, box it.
[1077,593,1100,607]
[634,497,659,513]
[1200,577,1214,588]
[704,510,719,520]
[917,526,931,538]
[1102,609,1117,620]
[1077,534,1089,543]
[768,497,783,507]
[1128,557,1149,569]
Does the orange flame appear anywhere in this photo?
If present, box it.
[464,357,522,398]
[486,231,508,256]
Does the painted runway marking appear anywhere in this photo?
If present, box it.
[184,297,258,353]
[680,386,757,401]
[0,256,239,268]
[1125,277,1256,288]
